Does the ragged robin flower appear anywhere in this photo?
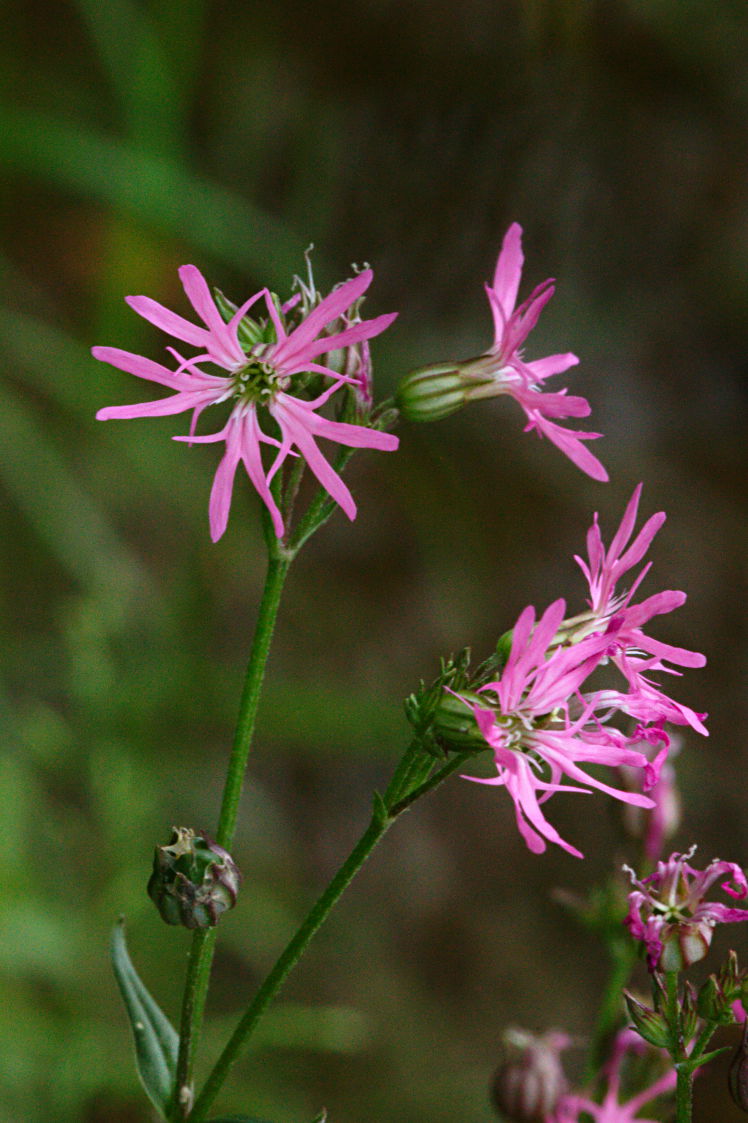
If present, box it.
[572,484,707,738]
[624,847,748,972]
[448,598,659,858]
[94,263,398,540]
[397,223,607,481]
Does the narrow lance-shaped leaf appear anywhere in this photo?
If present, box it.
[110,918,179,1117]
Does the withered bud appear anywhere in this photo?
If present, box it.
[491,1028,570,1122]
[147,826,241,929]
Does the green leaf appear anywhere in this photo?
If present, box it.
[110,918,179,1117]
[311,1113,328,1122]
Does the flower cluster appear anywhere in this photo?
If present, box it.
[95,264,398,541]
[397,223,608,482]
[625,848,748,972]
[448,487,706,857]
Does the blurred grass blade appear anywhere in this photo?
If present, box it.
[73,0,183,153]
[0,380,149,592]
[0,105,308,286]
[110,919,179,1117]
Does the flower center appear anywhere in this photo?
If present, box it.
[231,345,287,404]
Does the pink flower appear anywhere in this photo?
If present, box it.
[574,485,708,737]
[455,599,657,858]
[94,265,398,540]
[625,848,748,972]
[551,1030,676,1122]
[479,223,608,482]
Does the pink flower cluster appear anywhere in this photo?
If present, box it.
[456,488,706,857]
[625,848,748,972]
[94,265,398,541]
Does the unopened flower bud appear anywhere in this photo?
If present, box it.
[148,826,241,929]
[396,360,495,423]
[491,1029,569,1122]
[624,991,670,1048]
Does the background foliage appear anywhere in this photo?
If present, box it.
[2,1,748,1119]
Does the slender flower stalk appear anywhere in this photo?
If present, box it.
[172,550,290,1117]
[189,741,472,1122]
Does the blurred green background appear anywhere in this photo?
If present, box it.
[2,0,748,1119]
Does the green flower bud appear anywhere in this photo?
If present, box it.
[396,359,495,423]
[624,991,670,1049]
[147,827,241,929]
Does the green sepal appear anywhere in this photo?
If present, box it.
[212,287,272,348]
[110,918,179,1118]
[311,1112,328,1122]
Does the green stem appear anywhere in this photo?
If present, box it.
[190,809,392,1121]
[675,1062,693,1123]
[664,971,693,1123]
[189,741,448,1121]
[216,553,291,850]
[173,929,216,1118]
[172,552,291,1119]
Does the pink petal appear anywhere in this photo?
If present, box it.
[97,388,216,420]
[239,410,285,537]
[276,312,398,368]
[208,428,242,542]
[528,415,609,482]
[126,294,211,351]
[271,270,373,365]
[271,398,357,520]
[92,346,188,390]
[523,353,580,382]
[491,223,524,318]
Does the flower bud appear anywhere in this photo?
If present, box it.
[490,1029,569,1123]
[624,991,670,1049]
[147,826,241,929]
[396,359,495,423]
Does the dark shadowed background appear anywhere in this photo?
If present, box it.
[2,1,748,1119]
